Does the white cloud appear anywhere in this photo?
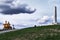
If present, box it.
[37,16,53,24]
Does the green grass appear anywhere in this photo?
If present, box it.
[0,25,60,40]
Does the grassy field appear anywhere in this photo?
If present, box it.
[0,25,60,40]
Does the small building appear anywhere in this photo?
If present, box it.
[3,21,12,30]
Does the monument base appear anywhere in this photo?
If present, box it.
[52,22,60,25]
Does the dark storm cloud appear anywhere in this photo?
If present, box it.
[1,8,36,15]
[0,0,14,3]
[0,4,36,15]
[5,0,13,3]
[0,5,10,9]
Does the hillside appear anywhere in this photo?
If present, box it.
[0,25,60,40]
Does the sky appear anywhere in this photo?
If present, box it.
[0,0,60,29]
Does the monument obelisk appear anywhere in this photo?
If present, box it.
[54,6,57,24]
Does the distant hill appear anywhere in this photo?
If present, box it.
[0,25,60,40]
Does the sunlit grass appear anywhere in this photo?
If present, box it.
[0,25,60,40]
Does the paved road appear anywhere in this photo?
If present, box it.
[0,29,19,34]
